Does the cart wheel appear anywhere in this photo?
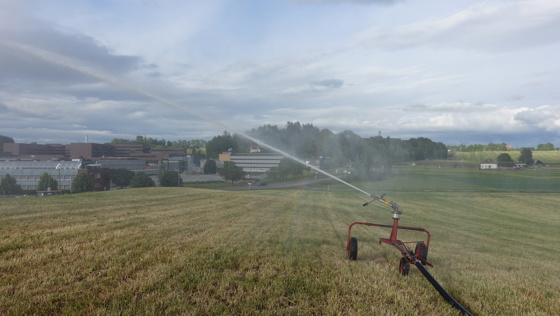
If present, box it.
[348,237,358,260]
[399,258,410,276]
[414,242,428,262]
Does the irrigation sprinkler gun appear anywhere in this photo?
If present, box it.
[347,194,473,316]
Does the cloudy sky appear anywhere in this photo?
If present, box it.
[1,0,559,147]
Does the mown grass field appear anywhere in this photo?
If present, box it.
[1,167,559,315]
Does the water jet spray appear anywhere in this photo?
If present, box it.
[4,41,473,315]
[3,41,371,197]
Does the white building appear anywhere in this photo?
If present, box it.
[219,152,284,173]
[0,160,83,190]
[480,158,498,169]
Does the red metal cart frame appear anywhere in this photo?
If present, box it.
[346,194,473,315]
[346,194,432,272]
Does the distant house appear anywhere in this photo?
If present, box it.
[480,158,498,169]
[249,145,261,153]
[534,159,546,166]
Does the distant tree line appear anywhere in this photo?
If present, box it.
[496,148,534,164]
[448,142,556,152]
[205,131,249,159]
[536,142,555,151]
[204,122,448,180]
[109,168,182,188]
[447,142,509,152]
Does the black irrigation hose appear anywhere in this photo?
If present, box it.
[415,262,474,316]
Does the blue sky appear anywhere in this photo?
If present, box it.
[1,0,559,148]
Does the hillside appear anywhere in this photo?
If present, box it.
[1,183,559,315]
[452,150,560,165]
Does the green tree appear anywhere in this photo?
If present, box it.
[537,142,555,151]
[71,173,93,193]
[221,161,245,185]
[130,172,155,188]
[159,170,183,187]
[109,138,129,144]
[485,142,507,151]
[266,166,280,180]
[518,148,533,164]
[277,158,306,180]
[0,135,15,152]
[405,137,448,161]
[37,172,58,191]
[447,144,485,152]
[1,173,23,195]
[110,168,135,188]
[205,132,250,159]
[205,132,235,159]
[497,153,513,163]
[203,159,217,174]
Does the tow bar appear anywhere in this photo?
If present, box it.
[347,194,473,315]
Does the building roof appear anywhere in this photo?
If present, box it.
[0,160,82,169]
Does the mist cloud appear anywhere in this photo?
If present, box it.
[310,79,344,89]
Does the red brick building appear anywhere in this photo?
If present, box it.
[78,164,110,191]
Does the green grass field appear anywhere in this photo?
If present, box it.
[314,164,560,193]
[453,150,560,165]
[1,167,559,315]
[375,165,560,192]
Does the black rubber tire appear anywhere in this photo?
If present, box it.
[399,258,410,276]
[415,242,429,261]
[348,237,358,260]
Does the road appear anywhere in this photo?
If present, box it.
[219,176,356,192]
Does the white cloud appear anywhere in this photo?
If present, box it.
[32,1,226,73]
[515,105,560,132]
[0,0,559,148]
[354,0,560,52]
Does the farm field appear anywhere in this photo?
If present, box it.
[368,164,560,193]
[452,150,560,165]
[315,164,560,194]
[1,169,559,315]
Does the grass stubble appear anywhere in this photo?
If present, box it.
[1,176,559,315]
